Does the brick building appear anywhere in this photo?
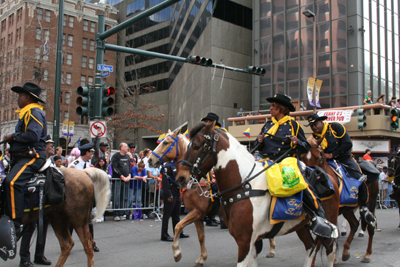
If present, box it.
[0,0,118,146]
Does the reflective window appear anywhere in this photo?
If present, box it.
[395,14,399,34]
[388,82,393,99]
[127,0,145,17]
[287,80,300,100]
[273,13,285,34]
[332,50,347,74]
[300,0,313,6]
[260,65,272,85]
[317,53,330,76]
[396,63,400,83]
[287,0,299,11]
[261,17,272,37]
[373,76,379,95]
[316,0,330,23]
[388,60,393,81]
[273,0,284,13]
[381,79,386,95]
[273,61,285,82]
[381,57,386,78]
[395,0,399,14]
[380,5,385,27]
[286,8,299,31]
[388,9,392,31]
[373,53,379,76]
[331,0,346,19]
[372,23,378,54]
[300,5,314,27]
[364,0,370,19]
[365,50,371,74]
[364,19,370,51]
[365,74,371,93]
[332,19,347,50]
[274,83,285,95]
[301,56,313,78]
[260,37,272,65]
[300,26,313,56]
[318,76,330,98]
[317,22,330,53]
[287,59,299,80]
[261,0,272,18]
[332,74,347,96]
[273,34,285,61]
[387,0,392,10]
[371,1,377,23]
[332,96,347,107]
[287,30,299,59]
[260,85,272,104]
[380,27,386,58]
[395,35,399,63]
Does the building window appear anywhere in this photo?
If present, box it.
[8,33,12,45]
[88,76,93,85]
[63,15,66,26]
[8,14,14,27]
[81,75,86,86]
[82,38,87,49]
[1,20,6,31]
[66,53,72,65]
[15,27,21,41]
[68,16,74,28]
[83,20,88,31]
[67,35,73,46]
[34,47,40,60]
[17,8,23,22]
[88,58,94,69]
[45,10,51,22]
[65,92,70,104]
[37,8,42,20]
[65,73,71,85]
[36,28,41,40]
[43,69,48,81]
[81,56,87,68]
[90,21,96,33]
[62,34,65,45]
[43,29,49,40]
[64,111,69,121]
[89,39,95,51]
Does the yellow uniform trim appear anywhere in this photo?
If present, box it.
[10,158,36,219]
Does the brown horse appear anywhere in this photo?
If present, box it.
[176,122,340,267]
[389,154,400,229]
[2,167,110,267]
[302,146,379,263]
[148,129,277,266]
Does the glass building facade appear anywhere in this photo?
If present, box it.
[256,0,400,109]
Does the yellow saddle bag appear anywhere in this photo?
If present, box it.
[266,157,307,197]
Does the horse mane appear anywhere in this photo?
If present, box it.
[189,121,207,139]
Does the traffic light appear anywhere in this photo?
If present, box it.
[390,107,399,131]
[102,86,115,116]
[357,107,367,131]
[246,66,266,76]
[76,86,89,116]
[187,55,213,66]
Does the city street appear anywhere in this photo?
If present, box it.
[2,208,400,267]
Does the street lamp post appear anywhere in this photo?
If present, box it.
[303,9,316,113]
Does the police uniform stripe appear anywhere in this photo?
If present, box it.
[10,158,36,219]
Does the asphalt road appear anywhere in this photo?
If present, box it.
[2,208,400,267]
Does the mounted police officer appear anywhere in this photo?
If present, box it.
[305,113,376,227]
[2,83,47,232]
[201,112,228,133]
[257,94,338,238]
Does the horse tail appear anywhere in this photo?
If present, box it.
[83,168,111,221]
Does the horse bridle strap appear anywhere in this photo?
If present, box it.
[152,135,180,166]
[221,182,268,207]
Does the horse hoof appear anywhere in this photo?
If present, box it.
[342,253,350,261]
[194,263,204,267]
[174,253,182,262]
[361,257,371,263]
[266,252,275,258]
[334,258,339,265]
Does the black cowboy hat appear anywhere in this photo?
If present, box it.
[11,82,46,103]
[304,114,328,127]
[266,94,295,112]
[201,112,221,127]
[100,142,108,147]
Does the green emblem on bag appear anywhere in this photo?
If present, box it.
[281,167,300,188]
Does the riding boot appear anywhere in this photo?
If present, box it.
[303,186,339,239]
[358,182,377,228]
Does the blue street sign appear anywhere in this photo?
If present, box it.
[101,71,110,78]
[97,64,114,72]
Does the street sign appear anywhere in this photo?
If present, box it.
[101,71,110,78]
[317,110,353,124]
[97,64,113,72]
[62,121,74,136]
[90,120,107,138]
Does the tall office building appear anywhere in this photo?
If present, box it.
[253,0,400,111]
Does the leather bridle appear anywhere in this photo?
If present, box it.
[151,134,180,167]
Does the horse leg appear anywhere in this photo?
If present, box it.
[295,228,317,267]
[47,214,75,267]
[193,220,207,267]
[236,236,257,267]
[172,209,203,263]
[362,181,378,263]
[74,222,95,267]
[265,238,276,258]
[342,210,359,261]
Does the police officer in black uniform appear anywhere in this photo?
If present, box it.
[306,113,376,227]
[257,94,338,238]
[2,83,47,233]
[161,162,189,241]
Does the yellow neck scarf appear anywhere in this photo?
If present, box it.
[267,115,294,136]
[16,103,44,131]
[314,122,329,149]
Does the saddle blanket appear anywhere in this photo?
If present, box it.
[327,161,362,207]
[270,191,305,224]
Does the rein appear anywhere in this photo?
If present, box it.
[152,135,180,167]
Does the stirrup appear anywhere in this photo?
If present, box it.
[360,207,376,227]
[310,216,339,239]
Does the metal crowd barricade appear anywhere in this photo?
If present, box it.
[106,177,162,221]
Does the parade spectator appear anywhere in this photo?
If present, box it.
[363,149,374,164]
[376,94,385,104]
[98,142,109,163]
[67,148,80,164]
[161,162,189,241]
[142,148,151,169]
[54,155,63,168]
[53,146,66,165]
[138,150,144,162]
[95,157,112,178]
[387,96,396,107]
[111,142,131,221]
[128,143,139,167]
[364,90,372,104]
[1,148,11,174]
[396,99,400,108]
[131,162,147,219]
[379,166,389,209]
[147,165,162,208]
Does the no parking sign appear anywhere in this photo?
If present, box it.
[90,121,107,138]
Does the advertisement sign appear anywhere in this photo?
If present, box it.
[62,121,74,137]
[307,78,315,106]
[317,110,354,124]
[352,140,391,153]
[315,79,323,108]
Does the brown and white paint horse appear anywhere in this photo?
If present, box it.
[148,129,277,267]
[176,122,339,267]
[302,143,379,263]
